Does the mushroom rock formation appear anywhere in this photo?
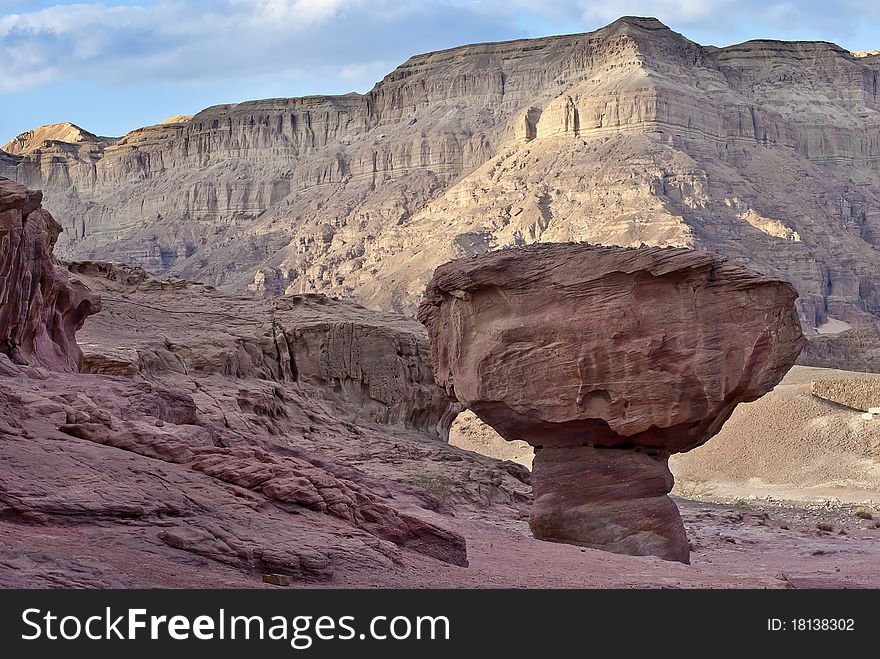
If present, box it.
[419,243,806,563]
[0,177,100,371]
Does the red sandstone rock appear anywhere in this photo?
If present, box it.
[0,177,99,371]
[0,180,480,585]
[420,243,806,562]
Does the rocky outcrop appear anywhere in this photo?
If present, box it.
[0,360,470,584]
[4,17,880,334]
[2,122,105,157]
[798,328,880,373]
[420,243,805,562]
[0,177,99,371]
[1,182,538,585]
[68,261,461,440]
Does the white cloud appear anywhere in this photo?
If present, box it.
[580,0,733,23]
[0,1,483,92]
[232,0,359,23]
[0,1,358,91]
[337,60,391,81]
[0,0,877,94]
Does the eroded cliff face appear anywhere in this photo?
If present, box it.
[419,243,806,562]
[4,17,880,329]
[0,177,99,371]
[68,261,461,440]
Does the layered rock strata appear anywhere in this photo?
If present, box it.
[3,17,880,337]
[0,177,99,371]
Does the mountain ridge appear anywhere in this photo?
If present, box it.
[3,16,880,337]
[1,121,106,156]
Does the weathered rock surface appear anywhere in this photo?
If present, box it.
[0,360,467,583]
[798,328,880,373]
[420,243,806,562]
[0,253,509,583]
[2,181,539,585]
[810,377,880,412]
[0,177,99,371]
[1,122,106,157]
[3,17,880,338]
[68,260,461,439]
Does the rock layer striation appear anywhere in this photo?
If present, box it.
[3,17,880,337]
[420,243,806,561]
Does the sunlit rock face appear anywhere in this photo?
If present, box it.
[3,17,880,331]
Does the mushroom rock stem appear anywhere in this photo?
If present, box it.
[529,445,689,563]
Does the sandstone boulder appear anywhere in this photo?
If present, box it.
[420,243,806,562]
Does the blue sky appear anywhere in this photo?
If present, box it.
[1,1,879,145]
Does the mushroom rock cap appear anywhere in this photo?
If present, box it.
[419,243,806,454]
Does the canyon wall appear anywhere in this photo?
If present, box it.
[4,16,880,332]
